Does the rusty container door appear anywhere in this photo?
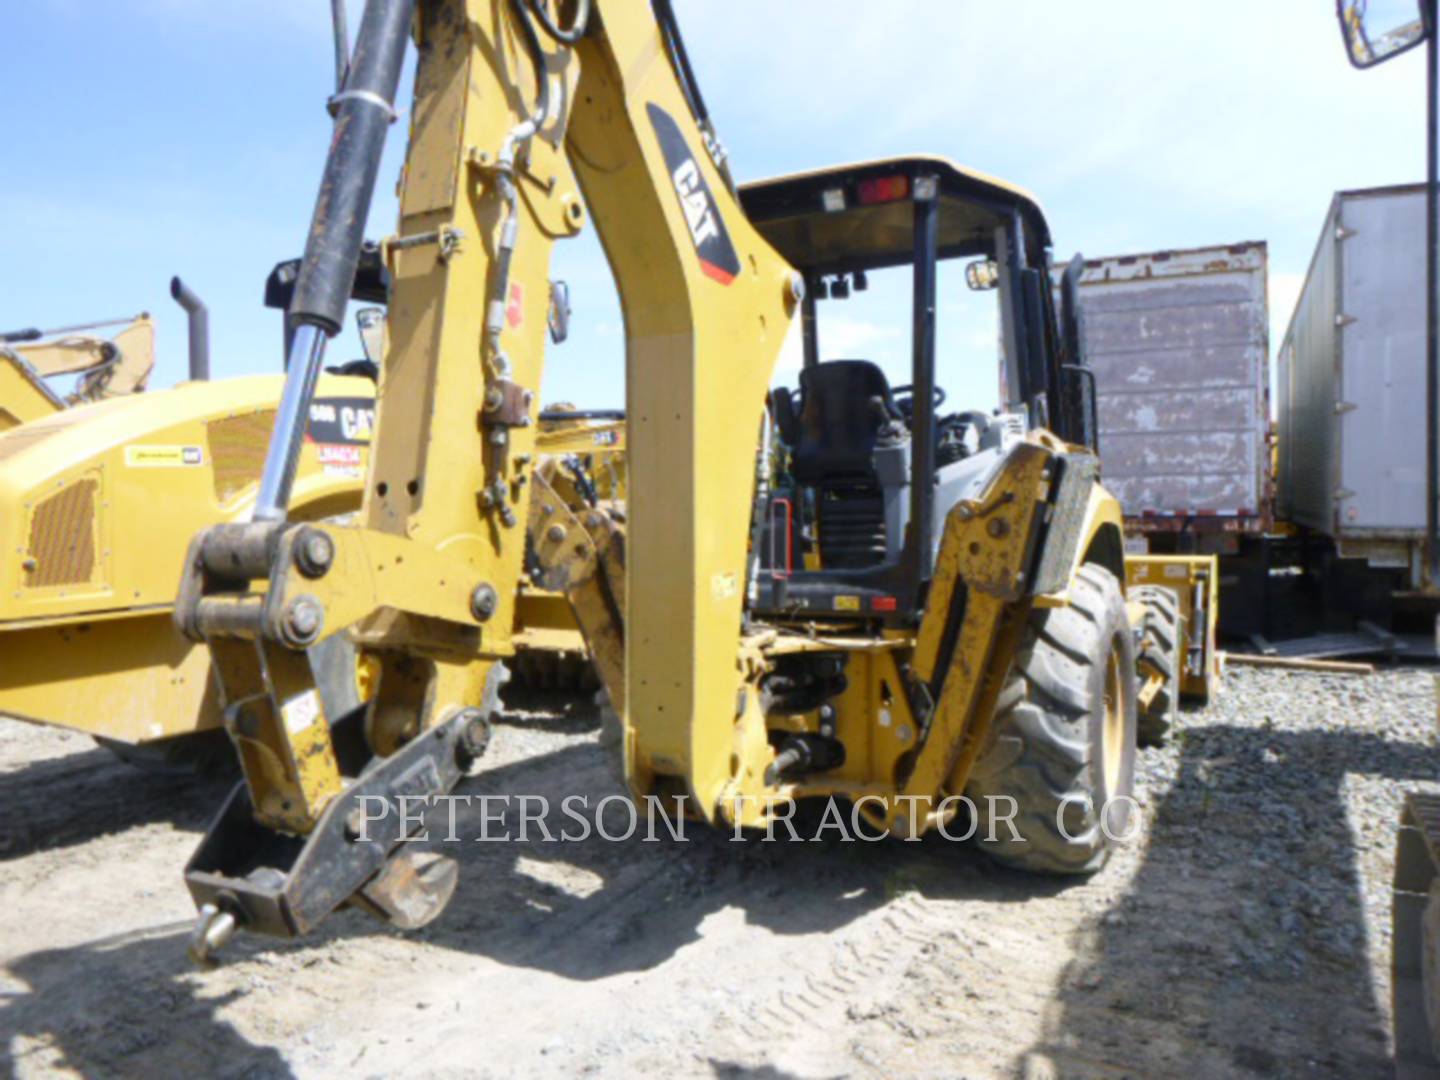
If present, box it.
[1062,242,1271,533]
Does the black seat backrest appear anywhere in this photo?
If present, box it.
[769,387,800,447]
[790,360,899,486]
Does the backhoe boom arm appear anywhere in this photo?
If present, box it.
[175,0,799,955]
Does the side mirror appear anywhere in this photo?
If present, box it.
[1337,0,1427,68]
[355,306,385,365]
[548,280,572,345]
[965,258,999,291]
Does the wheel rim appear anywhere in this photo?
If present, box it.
[1102,640,1124,794]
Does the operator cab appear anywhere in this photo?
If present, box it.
[739,157,1093,623]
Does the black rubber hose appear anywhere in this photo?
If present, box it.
[290,0,415,335]
[652,0,736,195]
[653,0,710,125]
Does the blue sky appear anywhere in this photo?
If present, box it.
[1,2,1426,413]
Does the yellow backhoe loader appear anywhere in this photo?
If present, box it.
[0,267,384,767]
[168,0,1183,961]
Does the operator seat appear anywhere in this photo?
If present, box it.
[777,360,905,569]
[789,360,903,485]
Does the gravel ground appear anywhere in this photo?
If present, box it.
[0,664,1436,1078]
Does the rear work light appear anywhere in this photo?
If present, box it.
[856,175,910,205]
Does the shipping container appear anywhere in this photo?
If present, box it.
[1277,185,1426,581]
[1060,242,1271,540]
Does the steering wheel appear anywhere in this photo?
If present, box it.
[891,383,947,418]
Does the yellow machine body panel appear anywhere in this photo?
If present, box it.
[0,373,374,738]
[1125,554,1221,701]
[0,353,66,430]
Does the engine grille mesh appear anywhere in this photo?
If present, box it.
[25,477,98,588]
[207,409,276,502]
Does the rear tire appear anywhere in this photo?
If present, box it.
[965,563,1137,875]
[1131,584,1183,747]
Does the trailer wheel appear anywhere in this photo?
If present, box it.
[1131,584,1183,747]
[965,563,1138,875]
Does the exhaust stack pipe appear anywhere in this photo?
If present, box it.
[170,276,210,382]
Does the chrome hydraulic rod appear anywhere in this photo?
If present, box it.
[252,324,328,522]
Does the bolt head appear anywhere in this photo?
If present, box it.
[284,597,324,645]
[546,524,566,543]
[295,528,335,578]
[470,582,499,622]
[458,708,492,762]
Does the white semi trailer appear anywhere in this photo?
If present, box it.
[1279,184,1428,588]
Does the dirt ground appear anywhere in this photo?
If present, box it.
[1,666,1435,1078]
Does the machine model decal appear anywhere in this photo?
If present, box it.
[306,397,376,446]
[646,102,740,285]
[315,443,364,479]
[125,444,203,467]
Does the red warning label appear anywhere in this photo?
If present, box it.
[506,282,525,329]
